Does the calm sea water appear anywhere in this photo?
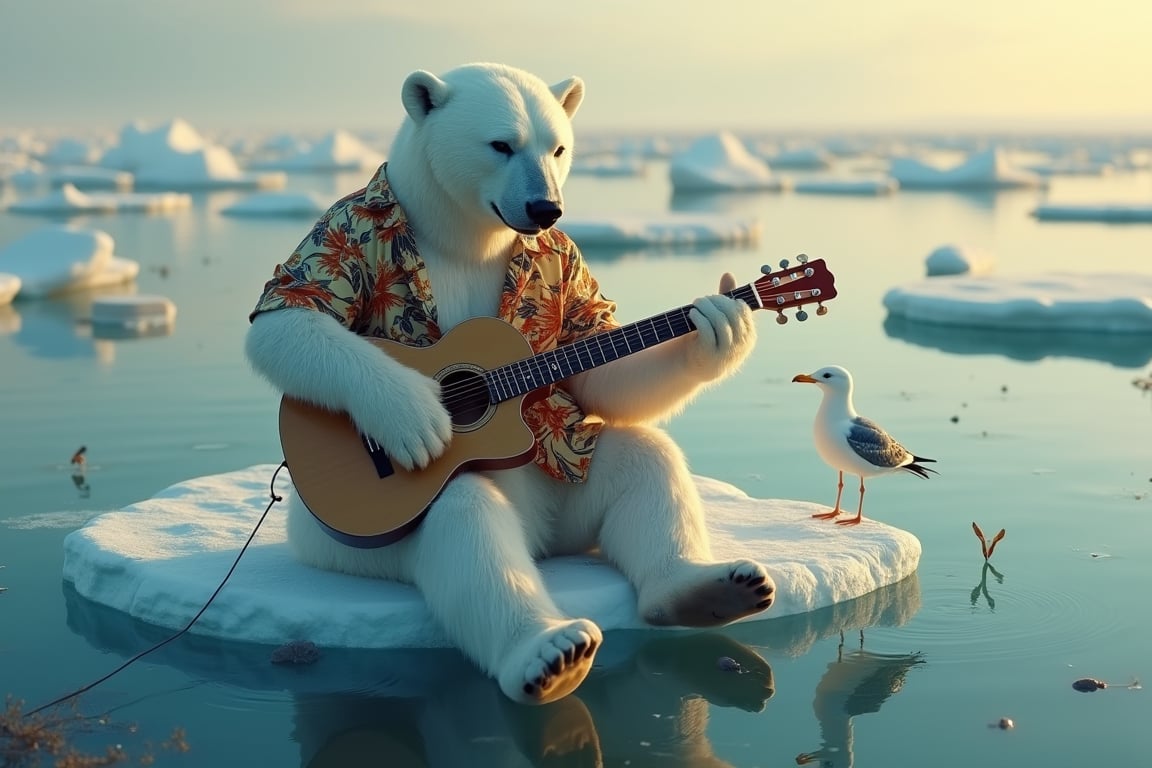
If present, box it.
[2,149,1152,767]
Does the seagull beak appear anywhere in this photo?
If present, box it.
[792,374,818,384]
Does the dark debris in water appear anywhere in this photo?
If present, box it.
[716,656,743,673]
[1072,677,1142,693]
[1073,677,1107,692]
[271,640,321,665]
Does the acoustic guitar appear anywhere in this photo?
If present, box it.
[279,256,837,547]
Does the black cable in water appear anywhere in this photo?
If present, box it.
[24,461,289,718]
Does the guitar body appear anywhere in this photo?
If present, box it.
[279,317,540,548]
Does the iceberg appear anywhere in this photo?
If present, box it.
[669,132,787,193]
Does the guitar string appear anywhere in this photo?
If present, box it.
[432,287,821,410]
[431,284,822,408]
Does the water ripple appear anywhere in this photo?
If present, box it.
[896,569,1122,664]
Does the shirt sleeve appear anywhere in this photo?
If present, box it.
[557,242,619,345]
[248,214,367,328]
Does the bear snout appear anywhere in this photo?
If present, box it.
[526,200,563,230]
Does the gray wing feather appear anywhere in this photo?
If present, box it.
[846,417,911,469]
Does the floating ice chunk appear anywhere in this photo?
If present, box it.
[0,225,140,298]
[0,273,20,305]
[884,273,1152,332]
[890,148,1044,190]
[135,145,285,190]
[562,213,761,247]
[570,155,647,177]
[220,191,332,218]
[247,130,384,173]
[669,132,787,193]
[924,244,996,277]
[793,176,898,195]
[90,294,177,333]
[99,118,206,171]
[61,465,921,649]
[7,184,191,215]
[1033,204,1152,223]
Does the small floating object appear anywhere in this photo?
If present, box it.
[90,294,177,334]
[990,717,1015,730]
[70,445,88,467]
[716,656,743,673]
[270,640,321,665]
[1072,677,1142,693]
[972,522,1006,560]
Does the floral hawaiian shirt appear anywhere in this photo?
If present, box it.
[250,163,619,482]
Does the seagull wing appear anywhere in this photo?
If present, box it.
[846,417,913,470]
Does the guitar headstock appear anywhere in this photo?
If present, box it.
[753,255,838,324]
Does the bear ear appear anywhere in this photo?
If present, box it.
[401,70,451,123]
[550,76,585,119]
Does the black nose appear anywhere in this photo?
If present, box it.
[525,200,562,229]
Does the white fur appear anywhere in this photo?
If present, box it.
[245,62,774,705]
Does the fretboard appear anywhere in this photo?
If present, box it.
[484,284,761,404]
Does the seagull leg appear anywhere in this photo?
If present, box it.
[836,477,866,526]
[812,471,844,519]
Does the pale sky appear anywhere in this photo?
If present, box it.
[1,0,1150,136]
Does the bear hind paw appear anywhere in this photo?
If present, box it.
[641,559,775,628]
[499,619,601,706]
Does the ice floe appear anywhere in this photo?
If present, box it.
[90,294,177,333]
[61,464,921,650]
[220,191,332,218]
[792,176,898,195]
[1032,203,1152,223]
[7,183,191,215]
[883,272,1152,333]
[247,130,384,173]
[0,226,140,298]
[563,213,761,248]
[0,273,20,305]
[97,118,284,190]
[889,148,1044,190]
[924,244,996,277]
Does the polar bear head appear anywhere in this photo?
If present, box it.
[387,63,584,240]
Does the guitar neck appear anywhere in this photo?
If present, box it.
[483,284,762,404]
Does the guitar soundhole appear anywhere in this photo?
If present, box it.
[438,367,493,432]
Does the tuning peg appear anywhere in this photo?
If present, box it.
[778,258,790,269]
[775,312,788,325]
[760,264,774,275]
[796,309,809,322]
[796,253,809,264]
[816,303,828,316]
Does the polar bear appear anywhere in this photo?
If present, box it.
[245,62,775,706]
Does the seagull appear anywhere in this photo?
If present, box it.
[792,365,937,526]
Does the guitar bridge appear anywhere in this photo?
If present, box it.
[360,434,395,479]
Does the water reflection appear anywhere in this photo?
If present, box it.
[0,304,20,335]
[883,314,1152,369]
[7,286,177,361]
[9,289,132,362]
[970,561,1005,612]
[62,572,922,767]
[795,636,926,768]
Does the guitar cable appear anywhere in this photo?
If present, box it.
[22,461,289,718]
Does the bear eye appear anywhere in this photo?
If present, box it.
[553,146,566,158]
[490,141,514,156]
